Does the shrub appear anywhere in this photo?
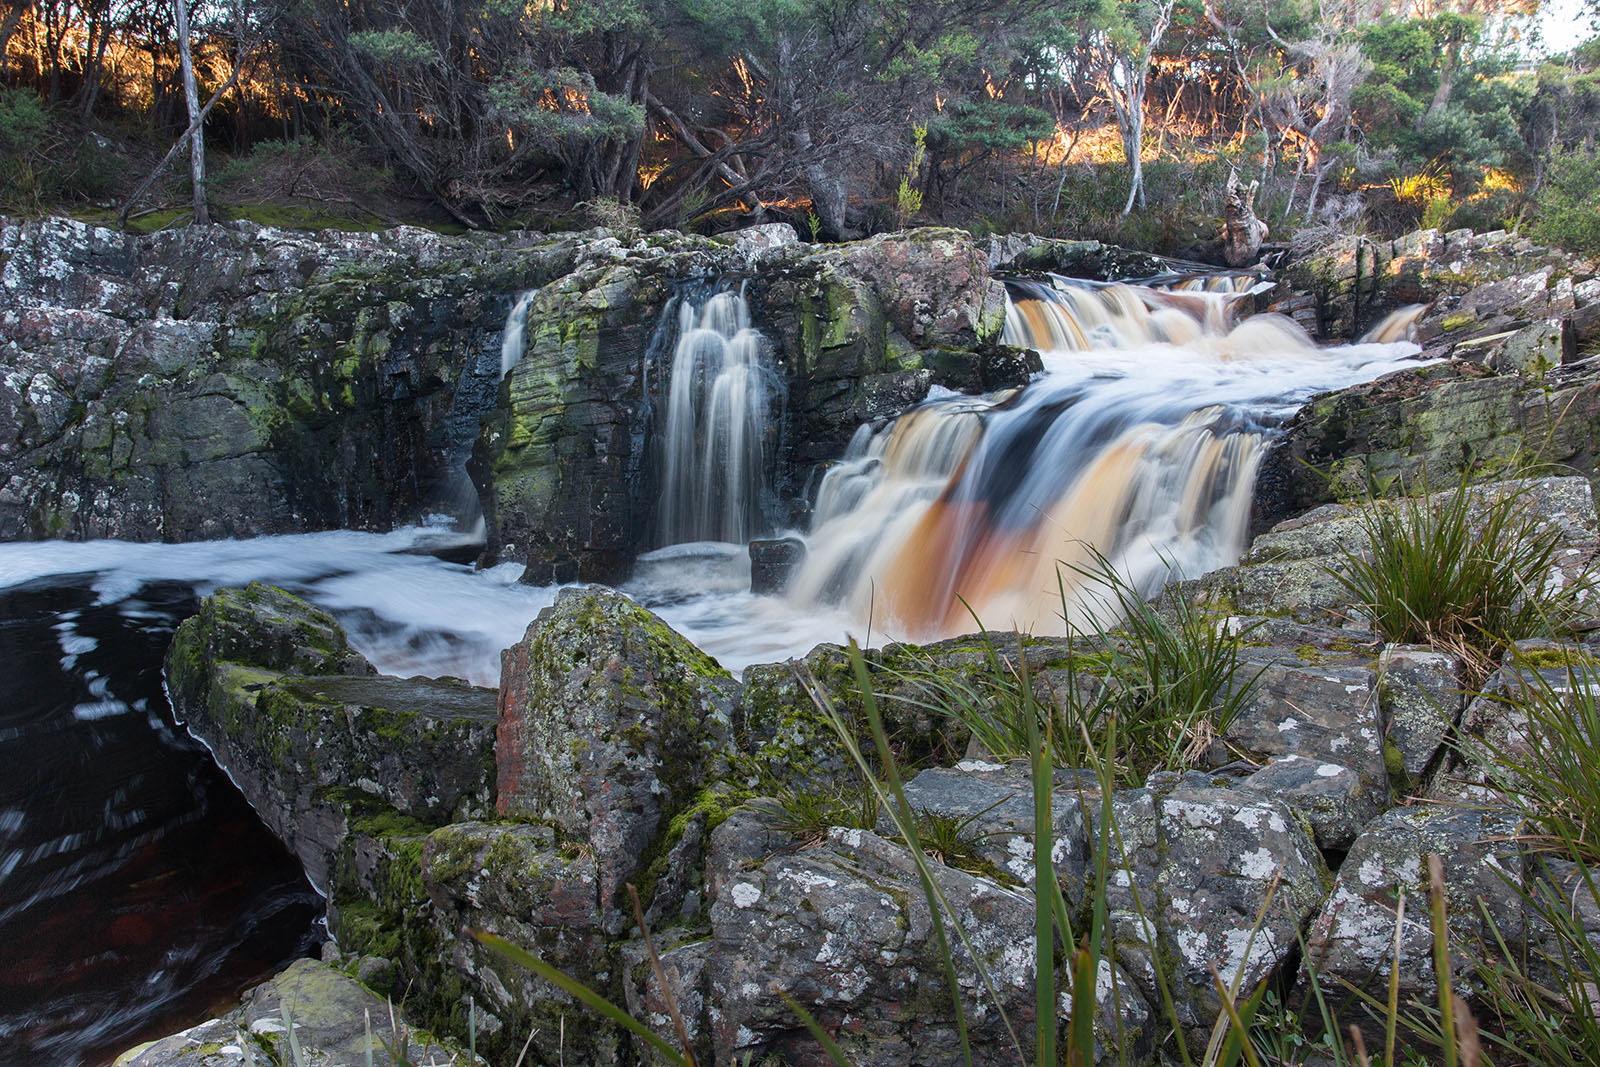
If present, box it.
[1332,476,1591,673]
[1530,148,1600,255]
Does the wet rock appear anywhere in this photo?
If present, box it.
[749,536,805,594]
[1305,807,1524,1004]
[495,585,737,928]
[166,583,498,889]
[116,958,480,1067]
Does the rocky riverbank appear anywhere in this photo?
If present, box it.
[134,463,1600,1065]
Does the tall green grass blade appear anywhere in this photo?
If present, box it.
[1427,854,1458,1067]
[1386,891,1404,1067]
[474,929,690,1067]
[846,643,979,1067]
[1022,635,1058,1067]
[1207,967,1266,1067]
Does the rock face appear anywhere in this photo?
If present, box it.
[1,215,556,541]
[1259,227,1600,527]
[481,225,1030,582]
[2,217,1041,587]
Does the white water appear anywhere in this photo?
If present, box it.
[788,278,1429,637]
[499,290,538,380]
[0,273,1429,686]
[656,289,778,546]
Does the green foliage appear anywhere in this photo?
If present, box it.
[487,66,645,148]
[1331,476,1591,670]
[1531,148,1600,255]
[929,97,1053,156]
[0,88,53,214]
[0,87,48,149]
[1076,554,1265,774]
[350,29,440,67]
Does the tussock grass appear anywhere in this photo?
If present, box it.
[1332,477,1590,676]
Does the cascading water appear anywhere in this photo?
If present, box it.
[791,276,1429,638]
[654,288,779,546]
[0,268,1427,1065]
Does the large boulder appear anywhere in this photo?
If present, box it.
[496,585,739,928]
[166,582,498,889]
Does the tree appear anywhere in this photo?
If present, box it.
[1087,0,1179,216]
[173,0,207,222]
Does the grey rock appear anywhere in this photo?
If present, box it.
[1377,645,1462,786]
[703,807,1156,1067]
[1243,755,1381,851]
[495,586,737,929]
[749,536,805,594]
[117,958,480,1067]
[1305,807,1524,1002]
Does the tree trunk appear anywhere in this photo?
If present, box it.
[0,0,28,74]
[174,0,209,224]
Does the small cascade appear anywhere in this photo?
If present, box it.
[655,288,779,546]
[1361,304,1428,344]
[791,277,1425,638]
[499,289,538,380]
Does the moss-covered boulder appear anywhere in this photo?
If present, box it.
[497,585,738,930]
[116,957,482,1067]
[166,582,498,889]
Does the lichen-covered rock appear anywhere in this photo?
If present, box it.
[1377,646,1462,787]
[1304,807,1524,1003]
[1243,756,1380,851]
[166,583,498,888]
[1089,772,1329,1045]
[115,957,481,1067]
[496,586,737,928]
[702,806,1155,1067]
[0,214,557,541]
[1223,652,1386,793]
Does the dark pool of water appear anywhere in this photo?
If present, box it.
[0,576,323,1067]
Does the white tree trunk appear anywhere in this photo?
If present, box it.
[174,0,208,224]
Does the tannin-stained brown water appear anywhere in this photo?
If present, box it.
[787,277,1428,638]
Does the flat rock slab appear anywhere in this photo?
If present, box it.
[116,958,481,1067]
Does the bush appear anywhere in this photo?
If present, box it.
[1530,148,1600,255]
[0,88,54,213]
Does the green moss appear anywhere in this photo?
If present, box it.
[1440,310,1478,332]
[1511,646,1599,670]
[1384,740,1408,791]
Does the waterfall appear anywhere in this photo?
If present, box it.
[791,276,1424,638]
[499,289,538,380]
[655,288,778,546]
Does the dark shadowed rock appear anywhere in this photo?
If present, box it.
[749,536,805,594]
